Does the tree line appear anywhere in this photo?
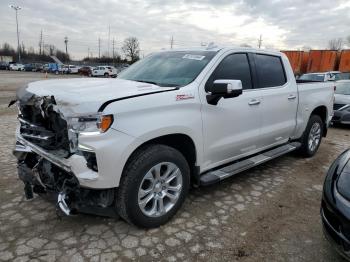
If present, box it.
[0,36,141,64]
[0,42,69,63]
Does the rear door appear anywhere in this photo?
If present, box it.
[201,52,263,169]
[254,54,298,147]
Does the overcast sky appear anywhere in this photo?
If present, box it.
[1,0,350,59]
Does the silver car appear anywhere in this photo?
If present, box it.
[333,80,350,124]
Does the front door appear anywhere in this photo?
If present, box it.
[201,53,263,170]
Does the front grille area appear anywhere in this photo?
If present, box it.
[322,200,341,232]
[334,103,346,111]
[18,98,71,156]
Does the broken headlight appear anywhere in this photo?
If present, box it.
[69,114,114,135]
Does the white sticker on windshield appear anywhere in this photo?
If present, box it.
[182,54,205,61]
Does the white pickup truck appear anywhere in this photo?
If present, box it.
[13,47,334,228]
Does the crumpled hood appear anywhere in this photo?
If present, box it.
[334,94,350,105]
[19,78,174,115]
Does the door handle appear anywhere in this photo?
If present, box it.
[248,99,260,106]
[288,94,297,100]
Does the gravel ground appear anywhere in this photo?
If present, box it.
[0,71,349,261]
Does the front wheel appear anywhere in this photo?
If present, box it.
[117,145,190,228]
[298,115,323,157]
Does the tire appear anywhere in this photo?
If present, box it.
[104,73,109,78]
[298,115,323,157]
[117,144,190,228]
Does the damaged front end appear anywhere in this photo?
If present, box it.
[12,87,117,218]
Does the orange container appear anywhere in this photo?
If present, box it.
[307,50,338,73]
[301,52,309,74]
[338,50,350,72]
[281,51,309,74]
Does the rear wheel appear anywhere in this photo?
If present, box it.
[117,145,190,228]
[298,115,323,157]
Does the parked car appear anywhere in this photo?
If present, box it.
[0,62,9,70]
[91,66,117,77]
[78,66,93,76]
[298,71,341,82]
[332,80,350,125]
[321,149,350,261]
[335,72,350,81]
[9,63,25,71]
[67,65,79,74]
[13,47,334,228]
[24,64,35,72]
[47,63,60,74]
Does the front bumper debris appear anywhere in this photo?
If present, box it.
[13,140,118,218]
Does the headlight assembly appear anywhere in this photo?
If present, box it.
[69,114,113,135]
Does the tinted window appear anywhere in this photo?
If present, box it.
[255,54,286,88]
[206,53,252,91]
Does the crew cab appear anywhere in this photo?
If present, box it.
[91,66,117,77]
[13,47,334,228]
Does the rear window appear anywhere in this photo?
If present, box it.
[255,54,287,88]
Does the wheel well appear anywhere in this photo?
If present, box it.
[127,134,198,183]
[310,106,328,137]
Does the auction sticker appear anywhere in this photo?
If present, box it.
[183,54,205,60]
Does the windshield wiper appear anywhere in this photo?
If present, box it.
[133,80,180,88]
[134,80,160,86]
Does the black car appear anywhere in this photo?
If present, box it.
[24,64,35,71]
[322,149,350,260]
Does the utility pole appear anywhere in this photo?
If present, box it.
[112,38,115,65]
[64,36,68,55]
[108,25,110,58]
[258,35,263,49]
[170,36,174,49]
[88,47,90,59]
[9,5,22,62]
[39,30,43,55]
[98,37,101,58]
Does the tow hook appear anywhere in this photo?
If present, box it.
[57,192,71,216]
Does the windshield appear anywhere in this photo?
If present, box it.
[299,74,325,81]
[118,51,217,87]
[335,83,350,95]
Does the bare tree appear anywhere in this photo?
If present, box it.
[328,38,343,50]
[122,37,140,62]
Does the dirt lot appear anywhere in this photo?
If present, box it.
[0,71,349,261]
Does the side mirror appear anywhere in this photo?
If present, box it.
[207,79,243,105]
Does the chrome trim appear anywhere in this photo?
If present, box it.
[58,192,71,216]
[18,117,40,128]
[21,133,51,140]
[16,134,71,173]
